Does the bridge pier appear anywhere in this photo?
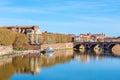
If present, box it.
[79,45,85,53]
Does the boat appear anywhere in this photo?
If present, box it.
[42,47,54,56]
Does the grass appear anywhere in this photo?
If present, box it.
[0,53,16,59]
[0,49,25,59]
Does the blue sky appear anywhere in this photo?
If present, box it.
[0,0,120,36]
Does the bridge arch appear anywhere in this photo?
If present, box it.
[79,44,86,53]
[73,43,86,53]
[73,44,81,49]
[90,44,101,49]
[111,44,120,56]
[108,43,117,49]
[108,43,120,53]
[90,44,103,54]
[75,44,84,48]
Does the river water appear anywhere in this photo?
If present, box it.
[0,50,120,80]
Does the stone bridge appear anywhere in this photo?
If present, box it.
[74,42,120,54]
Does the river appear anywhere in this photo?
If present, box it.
[0,50,120,80]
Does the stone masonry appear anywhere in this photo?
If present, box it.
[0,45,13,56]
[41,43,73,50]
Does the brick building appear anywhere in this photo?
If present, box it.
[80,33,91,42]
[104,37,120,42]
[1,26,42,45]
[80,33,106,42]
[2,25,39,34]
[68,34,76,42]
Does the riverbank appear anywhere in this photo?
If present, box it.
[41,43,73,50]
[0,45,13,56]
[0,43,73,58]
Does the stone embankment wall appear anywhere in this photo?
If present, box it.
[41,43,73,50]
[12,43,73,55]
[0,45,13,56]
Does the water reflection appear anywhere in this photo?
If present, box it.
[0,50,73,79]
[0,62,15,80]
[0,50,120,80]
[78,49,113,56]
[73,53,105,63]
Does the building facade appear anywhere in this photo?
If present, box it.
[1,26,42,45]
[104,37,120,42]
[2,26,39,34]
[68,34,76,42]
[27,30,42,45]
[80,33,106,42]
[80,33,91,42]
